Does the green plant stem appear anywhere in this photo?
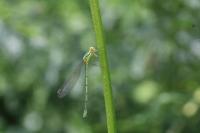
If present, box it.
[89,0,117,133]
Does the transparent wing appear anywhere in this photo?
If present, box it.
[57,62,83,98]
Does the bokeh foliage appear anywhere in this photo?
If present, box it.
[0,0,200,133]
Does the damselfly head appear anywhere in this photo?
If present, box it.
[89,47,97,54]
[89,47,98,57]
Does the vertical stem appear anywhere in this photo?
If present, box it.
[89,0,117,133]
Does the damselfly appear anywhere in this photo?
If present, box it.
[57,47,97,118]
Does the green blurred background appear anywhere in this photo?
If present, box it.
[0,0,200,133]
